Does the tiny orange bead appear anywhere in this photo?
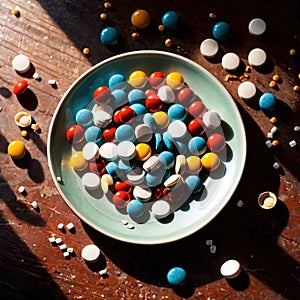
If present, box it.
[272,140,280,147]
[293,85,300,92]
[269,81,277,88]
[272,74,280,82]
[131,32,140,40]
[270,117,277,124]
[165,38,173,47]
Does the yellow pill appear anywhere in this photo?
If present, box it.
[135,143,152,161]
[201,152,220,171]
[186,156,202,174]
[129,70,147,88]
[7,140,26,159]
[166,72,184,90]
[152,111,170,129]
[70,151,88,170]
[131,9,150,29]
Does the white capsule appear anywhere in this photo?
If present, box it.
[248,18,266,37]
[55,238,62,244]
[12,54,31,73]
[221,52,240,72]
[248,48,267,68]
[81,244,101,263]
[200,38,219,58]
[220,259,241,279]
[237,81,256,100]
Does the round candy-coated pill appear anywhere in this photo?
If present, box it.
[113,110,122,126]
[13,79,28,95]
[157,85,175,103]
[201,152,220,171]
[81,244,101,263]
[135,124,153,142]
[100,27,119,45]
[186,156,202,174]
[113,191,131,209]
[89,157,106,175]
[152,111,170,129]
[202,110,221,129]
[7,140,26,159]
[149,71,166,89]
[131,9,151,29]
[188,119,205,136]
[238,81,256,100]
[212,21,230,41]
[128,89,145,105]
[127,199,145,218]
[70,151,88,170]
[167,267,187,286]
[135,143,152,161]
[115,124,135,142]
[248,18,266,37]
[93,86,111,105]
[12,54,31,73]
[99,142,118,161]
[93,104,113,128]
[220,259,241,279]
[118,106,136,123]
[81,172,101,190]
[66,125,85,143]
[221,52,240,71]
[259,93,276,112]
[114,181,133,193]
[163,131,174,150]
[145,89,157,98]
[111,89,127,108]
[155,133,163,151]
[166,72,184,90]
[143,113,156,128]
[200,38,219,58]
[167,120,187,140]
[76,109,93,127]
[117,140,136,160]
[248,48,267,67]
[158,151,175,169]
[145,170,164,187]
[188,136,207,155]
[82,142,100,161]
[189,101,206,119]
[168,104,187,121]
[106,161,119,178]
[185,175,202,194]
[102,127,116,142]
[162,11,179,30]
[152,200,171,219]
[207,133,226,152]
[108,73,127,91]
[85,126,102,143]
[129,70,147,88]
[178,87,195,105]
[130,103,147,116]
[145,95,163,112]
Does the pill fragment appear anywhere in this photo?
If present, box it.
[210,245,217,253]
[67,248,74,253]
[57,223,64,230]
[99,269,107,276]
[81,244,101,263]
[121,219,128,225]
[265,140,272,148]
[32,72,41,80]
[205,239,213,245]
[31,201,38,209]
[48,79,56,85]
[267,132,273,139]
[273,162,280,170]
[59,244,67,251]
[66,222,75,230]
[48,237,56,244]
[31,124,40,131]
[294,126,300,132]
[63,252,70,258]
[248,48,267,67]
[220,259,241,279]
[236,200,244,207]
[18,185,26,194]
[55,238,62,244]
[289,140,297,147]
[127,223,135,229]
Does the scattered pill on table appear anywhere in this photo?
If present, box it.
[17,185,26,194]
[48,79,56,85]
[57,223,64,230]
[272,140,280,147]
[289,140,297,147]
[209,12,216,19]
[167,267,187,286]
[270,117,278,124]
[12,54,30,73]
[248,18,266,36]
[99,269,107,276]
[259,93,276,112]
[210,245,217,253]
[267,132,273,139]
[269,80,277,88]
[131,32,140,40]
[270,126,278,134]
[48,237,56,244]
[272,74,280,82]
[66,222,75,230]
[294,126,300,132]
[293,85,300,92]
[237,81,257,100]
[289,49,296,56]
[200,38,219,58]
[205,240,213,245]
[212,21,230,41]
[55,238,62,244]
[56,176,62,182]
[31,124,40,131]
[13,79,28,95]
[32,72,41,80]
[248,48,267,68]
[67,248,74,253]
[164,38,173,47]
[221,52,240,72]
[81,244,101,263]
[82,47,90,55]
[220,259,241,279]
[7,140,27,159]
[127,223,135,229]
[131,9,150,29]
[63,252,70,258]
[121,219,128,225]
[59,244,67,251]
[31,201,38,209]
[161,11,179,30]
[100,27,119,46]
[12,6,20,17]
[100,13,107,21]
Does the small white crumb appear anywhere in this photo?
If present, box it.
[59,244,67,251]
[270,126,278,134]
[122,220,128,225]
[55,237,62,244]
[289,140,297,147]
[48,79,56,85]
[32,72,40,80]
[273,162,280,170]
[18,186,25,193]
[294,126,300,132]
[236,200,244,207]
[57,223,64,230]
[206,239,213,246]
[63,252,70,258]
[31,201,38,209]
[56,176,62,182]
[265,140,272,148]
[267,132,273,139]
[99,269,107,276]
[127,223,135,229]
[66,222,75,230]
[48,237,56,244]
[67,248,74,253]
[210,245,217,253]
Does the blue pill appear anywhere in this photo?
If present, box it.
[259,93,276,112]
[212,21,230,41]
[158,151,175,169]
[128,89,145,105]
[167,267,187,286]
[108,73,127,91]
[174,140,188,154]
[85,126,102,144]
[118,159,135,173]
[185,175,202,194]
[155,133,163,151]
[145,170,164,187]
[111,89,127,108]
[75,109,93,127]
[162,11,179,30]
[168,104,187,121]
[130,103,147,116]
[106,162,119,179]
[100,26,119,46]
[188,136,207,155]
[115,124,135,142]
[143,113,156,128]
[127,199,145,218]
[163,131,174,150]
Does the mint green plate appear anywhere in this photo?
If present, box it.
[47,50,246,244]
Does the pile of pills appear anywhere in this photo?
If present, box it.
[64,70,227,224]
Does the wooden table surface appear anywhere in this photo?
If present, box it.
[1,0,300,299]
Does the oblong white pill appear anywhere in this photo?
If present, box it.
[82,142,99,161]
[237,81,257,100]
[99,142,118,161]
[135,124,153,142]
[81,172,101,190]
[117,140,136,160]
[200,38,219,58]
[221,53,240,71]
[133,186,152,202]
[248,48,267,67]
[81,244,101,263]
[12,54,31,73]
[249,18,266,36]
[152,200,171,219]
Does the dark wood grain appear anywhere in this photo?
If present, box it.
[0,0,299,299]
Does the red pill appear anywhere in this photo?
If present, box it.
[93,86,111,105]
[207,133,226,152]
[188,119,205,136]
[112,191,131,209]
[113,110,122,126]
[118,106,136,123]
[178,87,195,105]
[149,71,166,90]
[66,124,85,143]
[189,101,207,119]
[102,127,116,142]
[145,89,157,98]
[89,158,106,175]
[13,79,28,95]
[153,186,164,200]
[145,95,163,112]
[114,181,133,193]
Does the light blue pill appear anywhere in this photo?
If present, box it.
[188,136,207,155]
[85,126,102,144]
[100,26,119,46]
[259,93,276,112]
[162,11,179,30]
[163,131,174,150]
[106,162,119,179]
[155,133,163,151]
[130,103,147,116]
[167,267,187,286]
[126,199,145,218]
[143,113,156,128]
[112,89,127,108]
[108,73,127,91]
[168,104,187,121]
[185,175,202,194]
[158,151,175,169]
[75,109,93,127]
[115,124,135,142]
[175,140,188,154]
[145,170,164,187]
[213,21,230,41]
[128,89,145,105]
[118,159,135,173]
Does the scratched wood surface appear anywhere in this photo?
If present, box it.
[0,0,300,299]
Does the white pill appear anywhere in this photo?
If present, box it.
[167,120,187,139]
[210,245,217,253]
[248,48,267,67]
[31,201,38,209]
[205,239,213,245]
[164,174,184,190]
[221,52,240,71]
[143,156,161,173]
[121,219,128,225]
[220,259,241,279]
[127,223,135,229]
[200,38,219,58]
[117,141,136,160]
[12,54,31,73]
[32,72,40,80]
[101,174,114,193]
[48,237,56,244]
[248,18,266,36]
[294,125,300,132]
[99,142,118,161]
[57,223,64,230]
[133,186,152,202]
[267,132,273,139]
[55,238,62,244]
[48,79,56,85]
[18,185,26,193]
[157,85,175,103]
[152,200,171,219]
[67,248,74,253]
[135,124,153,142]
[127,167,145,185]
[265,140,272,148]
[93,104,113,127]
[56,176,62,182]
[273,162,280,170]
[175,155,186,174]
[236,200,244,207]
[81,172,101,190]
[202,110,221,129]
[82,142,99,161]
[63,252,70,258]
[99,269,107,276]
[66,222,75,230]
[59,244,67,251]
[237,81,257,100]
[289,140,297,147]
[270,126,278,134]
[81,244,101,263]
